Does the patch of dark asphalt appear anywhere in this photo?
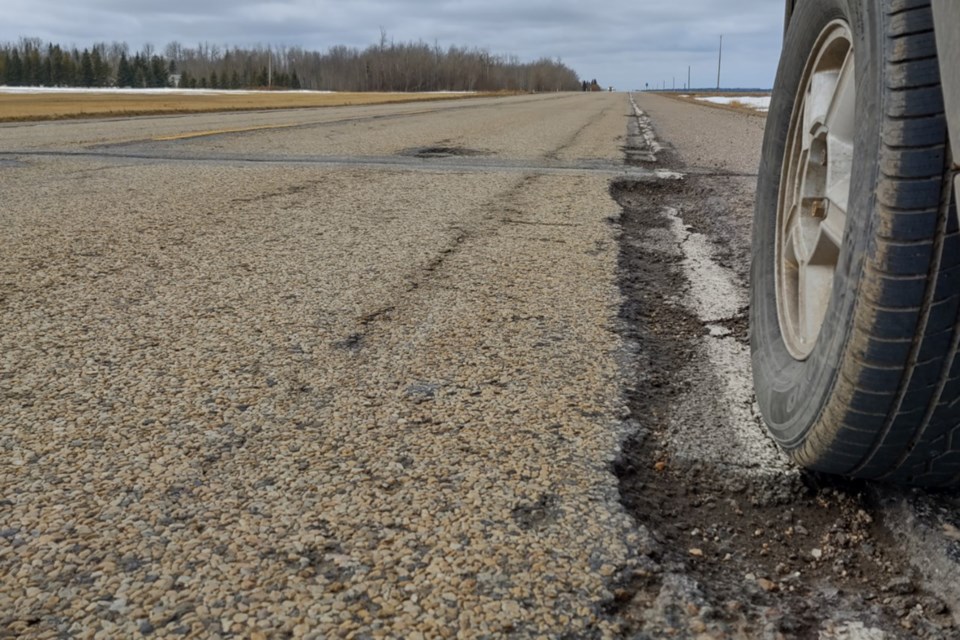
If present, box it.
[607,173,956,637]
[399,145,490,159]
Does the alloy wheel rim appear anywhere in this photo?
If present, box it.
[776,20,856,361]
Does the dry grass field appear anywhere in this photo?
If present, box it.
[0,90,487,122]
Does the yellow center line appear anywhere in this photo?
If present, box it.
[152,122,303,141]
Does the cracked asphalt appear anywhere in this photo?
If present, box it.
[1,93,645,638]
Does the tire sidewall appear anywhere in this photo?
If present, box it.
[752,0,882,448]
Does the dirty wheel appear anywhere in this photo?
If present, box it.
[751,0,959,485]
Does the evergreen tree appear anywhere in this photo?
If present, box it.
[209,70,218,89]
[149,56,167,87]
[40,57,52,86]
[91,48,110,86]
[117,53,133,87]
[8,49,23,86]
[47,45,65,87]
[25,47,41,85]
[290,71,301,90]
[80,49,94,86]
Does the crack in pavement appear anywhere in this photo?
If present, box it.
[327,173,549,353]
[0,149,675,178]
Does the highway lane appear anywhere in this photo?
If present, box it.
[1,93,640,638]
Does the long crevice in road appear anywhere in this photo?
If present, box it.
[0,148,661,177]
[326,172,546,354]
[607,101,956,638]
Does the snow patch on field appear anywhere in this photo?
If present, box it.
[696,95,770,112]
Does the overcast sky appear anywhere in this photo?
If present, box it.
[3,0,785,90]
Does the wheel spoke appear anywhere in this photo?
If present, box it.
[789,215,813,265]
[820,201,847,250]
[798,263,834,346]
[775,20,854,361]
[825,50,856,214]
[825,50,856,146]
[803,69,839,147]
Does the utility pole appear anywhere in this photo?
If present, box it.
[268,46,273,88]
[688,65,691,91]
[673,76,675,90]
[717,35,723,90]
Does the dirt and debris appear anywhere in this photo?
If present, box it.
[608,120,957,637]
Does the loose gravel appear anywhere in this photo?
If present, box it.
[1,94,644,638]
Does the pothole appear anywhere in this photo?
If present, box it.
[400,146,489,159]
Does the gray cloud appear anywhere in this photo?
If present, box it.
[3,0,784,89]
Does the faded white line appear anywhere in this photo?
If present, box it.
[628,94,663,158]
[657,206,794,478]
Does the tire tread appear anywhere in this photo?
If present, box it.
[784,0,959,485]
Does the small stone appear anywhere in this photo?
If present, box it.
[885,577,915,595]
[756,578,778,593]
[501,600,522,618]
[810,548,823,560]
[688,548,704,558]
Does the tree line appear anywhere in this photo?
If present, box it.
[0,36,582,92]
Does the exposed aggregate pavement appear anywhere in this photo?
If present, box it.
[2,94,643,638]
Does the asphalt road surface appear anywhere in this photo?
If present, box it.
[1,93,959,638]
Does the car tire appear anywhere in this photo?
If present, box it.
[751,0,959,485]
